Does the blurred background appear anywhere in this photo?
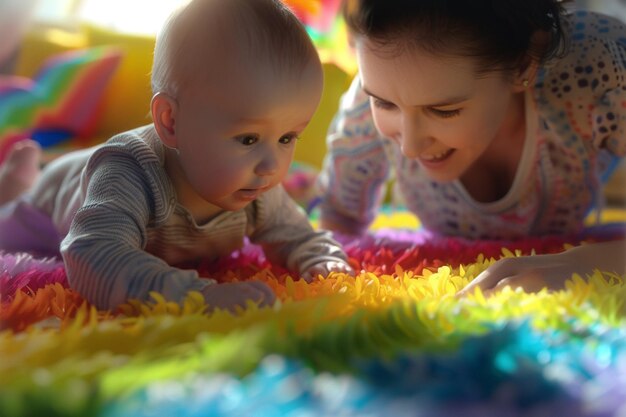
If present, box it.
[0,0,625,205]
[0,0,352,173]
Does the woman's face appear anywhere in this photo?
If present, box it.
[355,38,525,183]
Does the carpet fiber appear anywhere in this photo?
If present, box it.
[2,209,626,417]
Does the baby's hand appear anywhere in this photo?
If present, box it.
[301,260,354,283]
[201,281,276,313]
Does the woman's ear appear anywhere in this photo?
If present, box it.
[512,30,549,92]
[151,92,179,149]
[511,55,540,92]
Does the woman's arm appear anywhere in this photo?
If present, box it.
[316,75,391,236]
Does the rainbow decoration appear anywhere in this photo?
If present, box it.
[1,208,626,416]
[284,0,357,74]
[0,47,122,163]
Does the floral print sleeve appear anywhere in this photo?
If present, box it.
[316,75,392,234]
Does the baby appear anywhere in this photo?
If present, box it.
[0,0,353,311]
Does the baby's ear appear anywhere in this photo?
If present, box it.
[151,92,179,148]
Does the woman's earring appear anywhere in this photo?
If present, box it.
[522,79,529,88]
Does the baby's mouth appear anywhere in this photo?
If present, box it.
[236,185,270,200]
[240,185,269,193]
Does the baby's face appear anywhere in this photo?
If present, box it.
[169,61,322,212]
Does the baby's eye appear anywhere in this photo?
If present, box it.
[237,135,259,145]
[279,134,299,144]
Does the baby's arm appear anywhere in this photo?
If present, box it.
[61,162,206,309]
[62,155,274,311]
[457,239,626,296]
[251,186,354,282]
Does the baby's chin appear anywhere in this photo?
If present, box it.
[211,188,272,211]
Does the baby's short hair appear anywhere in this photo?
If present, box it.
[151,0,318,97]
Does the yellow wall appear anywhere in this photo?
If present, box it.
[14,24,354,169]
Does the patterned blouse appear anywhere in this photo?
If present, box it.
[317,10,626,239]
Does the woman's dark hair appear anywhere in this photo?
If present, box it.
[343,0,572,75]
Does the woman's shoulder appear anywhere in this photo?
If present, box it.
[564,9,626,40]
[535,10,626,110]
[552,9,626,68]
[563,10,626,64]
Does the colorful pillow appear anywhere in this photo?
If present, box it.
[0,46,122,163]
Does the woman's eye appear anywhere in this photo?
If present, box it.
[279,134,299,144]
[372,98,396,111]
[238,135,259,145]
[430,108,461,118]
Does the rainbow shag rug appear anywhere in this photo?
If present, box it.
[2,209,626,417]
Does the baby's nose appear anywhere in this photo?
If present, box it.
[255,149,279,176]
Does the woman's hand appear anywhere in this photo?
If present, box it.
[201,281,276,312]
[301,260,355,282]
[457,240,625,297]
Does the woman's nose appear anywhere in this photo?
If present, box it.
[399,117,431,159]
